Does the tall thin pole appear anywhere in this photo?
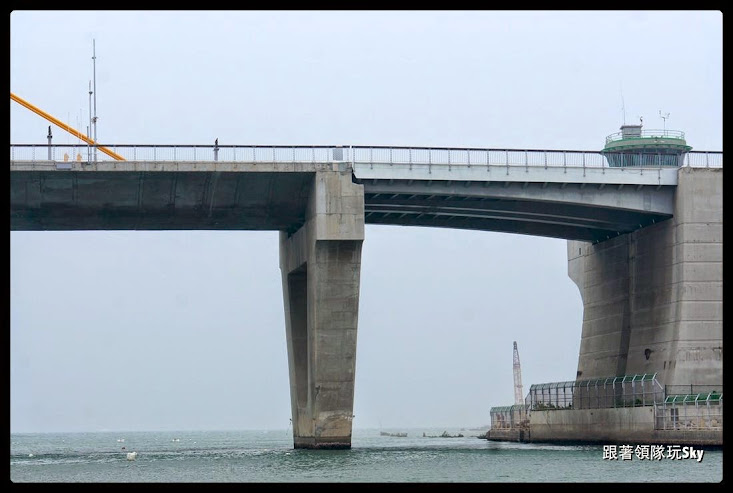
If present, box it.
[92,39,98,162]
[620,83,626,125]
[88,80,93,163]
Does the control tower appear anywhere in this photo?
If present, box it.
[600,120,692,167]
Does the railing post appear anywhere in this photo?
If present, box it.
[134,146,137,161]
[428,148,432,174]
[154,146,156,162]
[409,148,412,170]
[370,147,373,170]
[32,144,35,164]
[174,146,177,162]
[525,150,528,173]
[389,147,393,166]
[582,152,586,176]
[505,150,509,175]
[47,128,53,161]
[706,152,710,168]
[192,147,195,161]
[467,149,470,168]
[448,148,451,171]
[563,151,566,173]
[292,146,295,163]
[544,151,547,170]
[312,147,316,163]
[273,147,276,163]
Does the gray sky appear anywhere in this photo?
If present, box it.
[10,11,723,433]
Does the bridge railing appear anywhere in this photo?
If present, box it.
[9,144,723,169]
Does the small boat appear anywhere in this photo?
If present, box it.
[423,431,464,438]
[380,431,408,437]
[126,452,138,461]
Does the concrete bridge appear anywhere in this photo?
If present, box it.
[10,144,723,448]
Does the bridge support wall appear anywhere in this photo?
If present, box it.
[279,170,364,449]
[528,408,721,446]
[568,167,722,386]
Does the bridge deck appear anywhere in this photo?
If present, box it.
[10,146,721,242]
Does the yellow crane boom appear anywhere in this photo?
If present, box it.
[11,92,125,161]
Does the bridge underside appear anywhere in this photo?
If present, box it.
[361,181,673,243]
[11,169,673,244]
[364,193,668,243]
[10,171,312,233]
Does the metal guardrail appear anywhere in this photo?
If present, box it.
[490,404,530,430]
[654,392,723,431]
[8,144,723,169]
[528,373,665,410]
[605,129,686,144]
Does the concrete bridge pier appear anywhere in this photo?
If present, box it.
[279,169,364,449]
[568,167,722,385]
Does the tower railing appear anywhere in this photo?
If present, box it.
[605,129,686,144]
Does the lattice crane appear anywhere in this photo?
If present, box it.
[513,341,524,405]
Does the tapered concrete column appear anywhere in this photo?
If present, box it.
[279,169,364,449]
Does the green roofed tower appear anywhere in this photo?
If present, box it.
[600,120,692,167]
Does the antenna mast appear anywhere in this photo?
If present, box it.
[659,110,670,134]
[92,39,98,162]
[88,80,92,162]
[513,341,524,405]
[621,90,626,125]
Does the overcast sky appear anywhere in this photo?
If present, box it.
[10,10,723,433]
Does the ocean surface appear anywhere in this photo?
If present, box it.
[10,428,723,483]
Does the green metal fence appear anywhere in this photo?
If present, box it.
[654,392,723,431]
[489,404,529,430]
[528,373,664,410]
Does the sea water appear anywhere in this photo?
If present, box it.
[10,428,723,483]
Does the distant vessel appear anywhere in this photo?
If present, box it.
[380,431,408,437]
[423,431,464,438]
[126,451,138,461]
